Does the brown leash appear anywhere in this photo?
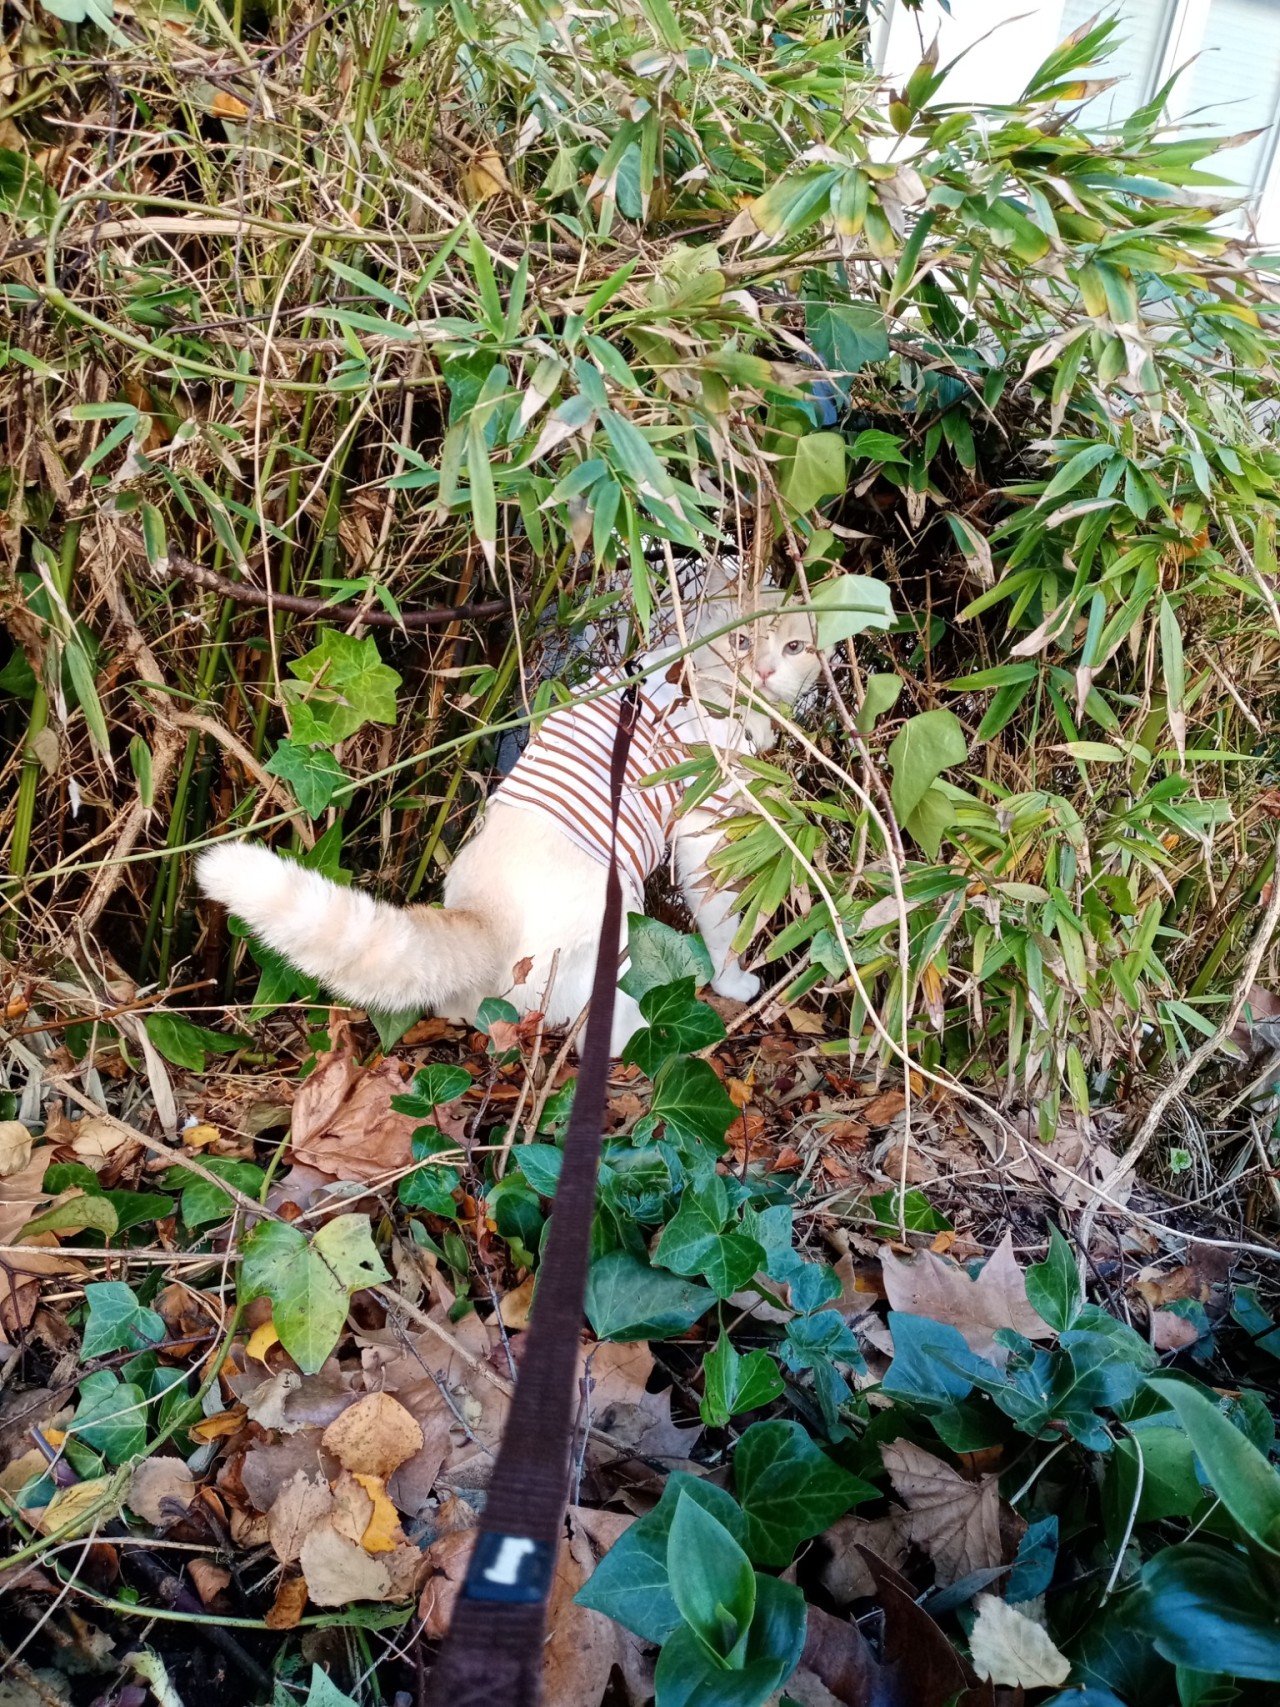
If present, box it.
[424,684,641,1707]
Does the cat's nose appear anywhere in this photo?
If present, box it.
[756,665,776,683]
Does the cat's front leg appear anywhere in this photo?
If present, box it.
[673,812,761,1003]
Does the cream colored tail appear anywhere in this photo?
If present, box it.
[195,842,502,1015]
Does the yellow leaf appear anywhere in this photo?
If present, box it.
[245,1319,279,1364]
[211,90,250,120]
[352,1473,404,1554]
[461,149,510,206]
[183,1123,222,1149]
[38,1477,121,1536]
[190,1408,246,1443]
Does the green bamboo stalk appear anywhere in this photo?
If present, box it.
[4,522,81,953]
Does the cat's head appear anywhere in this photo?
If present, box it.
[691,583,823,709]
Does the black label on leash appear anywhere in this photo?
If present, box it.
[464,1533,556,1604]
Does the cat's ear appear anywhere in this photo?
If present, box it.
[701,558,742,598]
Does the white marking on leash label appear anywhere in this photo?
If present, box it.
[482,1536,538,1587]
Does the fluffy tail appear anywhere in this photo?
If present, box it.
[195,842,503,1015]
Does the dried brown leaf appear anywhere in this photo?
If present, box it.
[329,1470,376,1545]
[882,1230,1051,1362]
[128,1459,195,1527]
[968,1594,1069,1688]
[187,1559,231,1606]
[322,1392,424,1480]
[385,1382,453,1519]
[882,1441,1006,1587]
[291,1041,445,1182]
[819,1513,911,1603]
[267,1471,334,1565]
[417,1529,475,1637]
[265,1574,309,1630]
[240,1433,337,1512]
[300,1522,393,1606]
[0,1123,33,1178]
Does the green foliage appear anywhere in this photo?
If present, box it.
[81,1282,166,1357]
[7,5,1280,1694]
[240,1213,389,1373]
[144,1014,247,1073]
[282,631,401,746]
[731,1420,874,1566]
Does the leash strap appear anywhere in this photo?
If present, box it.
[425,684,641,1707]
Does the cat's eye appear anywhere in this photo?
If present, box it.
[783,639,807,655]
[732,632,752,652]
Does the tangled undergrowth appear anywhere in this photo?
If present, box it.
[3,1,1280,1703]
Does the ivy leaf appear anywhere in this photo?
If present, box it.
[887,709,968,823]
[574,1473,750,1643]
[701,1334,784,1428]
[284,631,401,744]
[170,1159,266,1230]
[654,1187,766,1299]
[623,977,725,1077]
[619,915,713,1001]
[585,1250,715,1341]
[855,671,903,733]
[81,1282,166,1357]
[638,1056,737,1162]
[733,1420,874,1566]
[391,1063,473,1119]
[806,300,889,384]
[240,1213,389,1373]
[73,1370,147,1464]
[1025,1225,1083,1334]
[265,740,348,818]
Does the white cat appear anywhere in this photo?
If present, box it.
[196,589,824,1054]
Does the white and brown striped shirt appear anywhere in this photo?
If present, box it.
[492,667,739,896]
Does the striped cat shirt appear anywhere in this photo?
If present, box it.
[492,668,737,896]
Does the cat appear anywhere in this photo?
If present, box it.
[195,585,825,1054]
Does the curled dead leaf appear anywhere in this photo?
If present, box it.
[265,1573,309,1630]
[352,1472,404,1553]
[187,1558,231,1606]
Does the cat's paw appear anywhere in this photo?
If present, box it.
[711,964,761,1002]
[195,842,289,913]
